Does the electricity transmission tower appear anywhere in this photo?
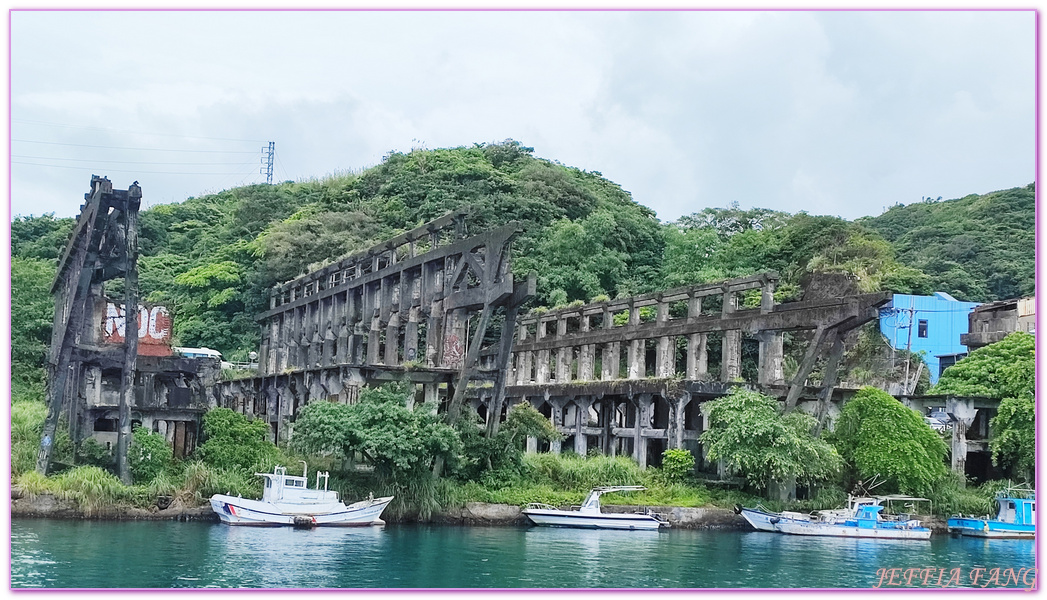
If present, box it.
[260,141,275,184]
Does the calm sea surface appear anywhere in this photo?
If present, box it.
[10,519,1037,589]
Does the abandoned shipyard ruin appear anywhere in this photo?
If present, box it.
[39,176,1000,495]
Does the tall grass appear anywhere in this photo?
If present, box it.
[11,401,46,476]
[523,453,646,490]
[51,466,129,515]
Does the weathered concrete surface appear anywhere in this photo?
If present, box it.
[11,491,218,522]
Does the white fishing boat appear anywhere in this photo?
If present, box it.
[210,464,393,527]
[521,486,670,530]
[736,495,931,540]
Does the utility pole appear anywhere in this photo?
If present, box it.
[260,141,275,184]
[903,298,916,394]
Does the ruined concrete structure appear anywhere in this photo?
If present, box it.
[218,209,534,443]
[39,177,219,476]
[961,296,1036,350]
[480,274,891,468]
[216,214,898,471]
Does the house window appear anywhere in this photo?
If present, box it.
[918,320,928,338]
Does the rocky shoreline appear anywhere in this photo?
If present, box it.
[11,490,947,532]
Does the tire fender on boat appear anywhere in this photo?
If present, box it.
[733,504,743,515]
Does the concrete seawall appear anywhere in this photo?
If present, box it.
[11,490,747,529]
[11,491,946,532]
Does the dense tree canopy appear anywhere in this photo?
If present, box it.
[859,184,1034,302]
[830,387,948,496]
[931,332,1034,400]
[196,408,279,473]
[700,388,841,491]
[931,332,1035,480]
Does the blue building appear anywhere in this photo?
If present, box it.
[878,292,981,385]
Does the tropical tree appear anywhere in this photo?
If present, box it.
[932,332,1035,480]
[700,388,841,499]
[196,408,279,473]
[830,387,948,496]
[291,383,461,517]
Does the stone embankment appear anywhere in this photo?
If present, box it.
[11,489,946,531]
[12,488,746,528]
[432,502,749,529]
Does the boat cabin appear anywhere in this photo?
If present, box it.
[996,492,1035,526]
[257,465,339,506]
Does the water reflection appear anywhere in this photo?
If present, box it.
[10,520,1036,589]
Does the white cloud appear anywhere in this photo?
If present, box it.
[9,10,1034,221]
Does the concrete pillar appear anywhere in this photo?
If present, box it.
[384,313,400,366]
[336,317,350,365]
[627,340,643,379]
[761,278,776,313]
[602,343,620,380]
[722,288,736,316]
[670,393,688,450]
[425,299,443,368]
[518,351,533,384]
[634,394,651,468]
[686,333,708,379]
[757,331,784,385]
[423,383,439,406]
[536,350,551,383]
[721,330,742,381]
[574,398,589,456]
[656,336,675,378]
[555,347,571,382]
[526,436,538,454]
[403,307,420,363]
[322,324,336,367]
[367,315,381,364]
[442,308,467,369]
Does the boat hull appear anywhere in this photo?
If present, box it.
[947,517,1035,539]
[737,507,779,532]
[773,520,931,540]
[739,507,930,540]
[210,494,393,527]
[522,509,666,530]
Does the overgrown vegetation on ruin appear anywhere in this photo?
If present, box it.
[9,142,1035,516]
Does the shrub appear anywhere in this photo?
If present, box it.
[196,408,278,473]
[129,427,173,484]
[77,438,114,470]
[660,449,695,483]
[830,387,948,496]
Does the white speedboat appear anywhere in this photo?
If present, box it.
[210,464,393,527]
[521,486,670,530]
[736,495,931,540]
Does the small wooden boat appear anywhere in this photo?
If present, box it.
[948,488,1035,539]
[521,486,670,530]
[210,464,393,527]
[736,495,932,540]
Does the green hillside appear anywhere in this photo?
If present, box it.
[858,184,1035,302]
[10,142,1034,390]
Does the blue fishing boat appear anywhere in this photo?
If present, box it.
[736,495,932,540]
[947,488,1035,539]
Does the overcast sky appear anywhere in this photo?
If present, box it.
[9,9,1035,223]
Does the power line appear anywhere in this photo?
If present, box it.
[12,160,256,175]
[12,139,258,153]
[12,154,251,166]
[12,119,268,143]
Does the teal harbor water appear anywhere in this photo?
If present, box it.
[10,519,1037,589]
